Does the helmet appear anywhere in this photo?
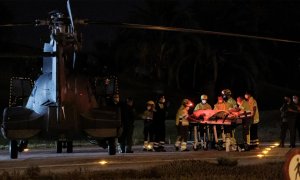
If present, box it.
[182,99,193,107]
[221,89,231,96]
[201,94,208,100]
[147,100,155,105]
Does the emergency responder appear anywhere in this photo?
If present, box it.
[221,89,237,150]
[222,89,237,110]
[153,95,168,152]
[280,96,298,148]
[235,96,252,152]
[175,99,193,151]
[119,97,135,153]
[245,91,260,149]
[193,94,212,150]
[213,96,229,150]
[292,95,300,141]
[142,100,155,151]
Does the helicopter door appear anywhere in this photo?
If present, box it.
[9,77,33,107]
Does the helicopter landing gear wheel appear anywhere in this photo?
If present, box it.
[56,141,63,153]
[10,140,18,159]
[67,141,73,153]
[108,138,116,155]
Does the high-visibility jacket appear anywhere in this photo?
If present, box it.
[248,97,259,124]
[194,103,212,111]
[176,106,189,126]
[214,102,230,111]
[227,97,237,109]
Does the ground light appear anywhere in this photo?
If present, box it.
[98,160,108,165]
[257,154,264,158]
[274,143,280,147]
[23,148,29,152]
[262,150,269,154]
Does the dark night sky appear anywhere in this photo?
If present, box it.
[0,0,145,50]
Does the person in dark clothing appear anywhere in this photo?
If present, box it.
[153,95,168,152]
[280,96,298,148]
[292,95,300,141]
[119,97,135,153]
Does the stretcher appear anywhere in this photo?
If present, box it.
[187,109,252,151]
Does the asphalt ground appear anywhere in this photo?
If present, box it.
[0,142,291,174]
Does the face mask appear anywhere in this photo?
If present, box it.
[293,99,298,104]
[245,95,249,100]
[218,100,223,103]
[147,106,151,110]
[201,100,207,104]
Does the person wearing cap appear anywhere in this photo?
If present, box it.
[153,95,168,152]
[245,91,260,149]
[175,99,193,151]
[193,94,212,150]
[142,100,156,151]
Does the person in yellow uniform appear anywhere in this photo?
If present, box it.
[222,89,237,110]
[235,96,252,151]
[175,99,193,151]
[213,96,229,150]
[193,94,212,150]
[245,91,260,149]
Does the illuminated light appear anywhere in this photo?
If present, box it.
[274,143,280,147]
[257,154,264,158]
[262,150,269,154]
[23,148,29,152]
[270,146,275,148]
[265,148,271,151]
[98,160,108,165]
[147,144,153,150]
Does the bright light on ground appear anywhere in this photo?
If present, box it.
[265,148,271,151]
[98,160,108,165]
[270,146,275,148]
[262,150,269,154]
[274,143,280,147]
[257,154,264,158]
[23,148,29,152]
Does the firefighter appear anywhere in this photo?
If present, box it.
[142,100,155,151]
[221,89,237,150]
[213,96,229,150]
[175,99,193,151]
[235,96,252,152]
[193,94,212,150]
[222,89,237,110]
[153,95,168,152]
[244,91,260,149]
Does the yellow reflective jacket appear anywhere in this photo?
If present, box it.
[176,105,189,126]
[248,97,259,124]
[194,103,212,111]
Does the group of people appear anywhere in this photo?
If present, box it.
[113,89,260,153]
[280,95,300,148]
[175,89,260,152]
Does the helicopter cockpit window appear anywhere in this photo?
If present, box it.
[9,77,33,107]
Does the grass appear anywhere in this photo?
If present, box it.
[0,160,283,180]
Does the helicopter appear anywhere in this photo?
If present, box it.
[1,0,300,159]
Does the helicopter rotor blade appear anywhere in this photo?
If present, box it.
[0,20,49,27]
[67,0,75,33]
[80,20,300,44]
